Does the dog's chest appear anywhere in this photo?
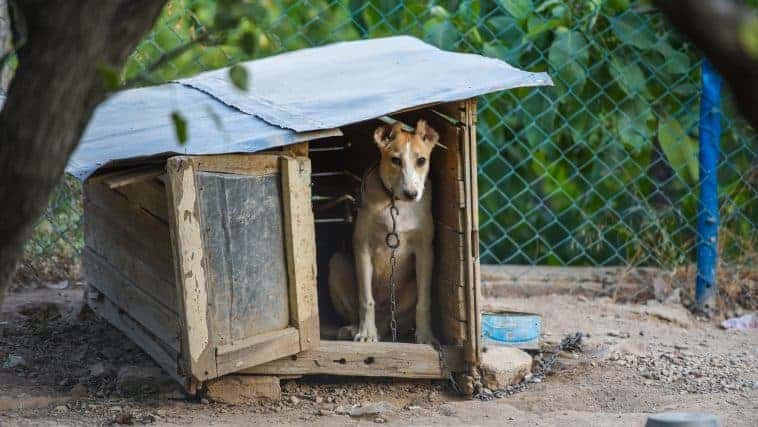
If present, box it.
[371,199,428,235]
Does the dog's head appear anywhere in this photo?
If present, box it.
[374,119,439,201]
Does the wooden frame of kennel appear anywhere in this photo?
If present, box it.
[81,98,481,392]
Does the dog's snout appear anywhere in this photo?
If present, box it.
[403,190,418,200]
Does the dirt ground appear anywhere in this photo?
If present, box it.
[1,283,755,426]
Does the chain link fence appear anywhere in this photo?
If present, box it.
[18,1,756,307]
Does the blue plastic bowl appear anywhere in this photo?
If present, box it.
[481,311,541,350]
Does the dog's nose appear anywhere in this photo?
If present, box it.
[403,190,418,200]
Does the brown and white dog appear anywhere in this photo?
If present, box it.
[328,119,439,344]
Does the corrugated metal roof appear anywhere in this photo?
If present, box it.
[67,36,551,179]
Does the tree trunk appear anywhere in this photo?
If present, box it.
[0,0,167,306]
[655,0,758,129]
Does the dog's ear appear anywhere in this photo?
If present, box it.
[415,119,439,147]
[373,122,402,148]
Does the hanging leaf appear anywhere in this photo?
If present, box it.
[548,30,589,90]
[497,0,533,23]
[612,12,657,50]
[610,58,646,96]
[424,19,459,50]
[229,65,249,91]
[658,118,699,184]
[171,112,188,145]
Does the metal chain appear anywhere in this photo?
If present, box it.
[385,197,400,343]
[384,193,461,393]
[474,332,583,400]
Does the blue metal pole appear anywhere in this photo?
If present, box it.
[695,59,722,312]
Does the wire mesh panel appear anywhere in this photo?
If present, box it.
[19,1,756,308]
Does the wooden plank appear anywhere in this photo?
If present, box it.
[280,156,320,352]
[84,180,171,251]
[432,105,464,231]
[101,166,164,189]
[166,156,216,381]
[467,99,482,366]
[461,98,481,365]
[242,341,464,379]
[282,141,309,157]
[114,179,169,223]
[87,287,186,388]
[84,206,176,309]
[83,248,180,352]
[189,154,280,176]
[215,327,301,376]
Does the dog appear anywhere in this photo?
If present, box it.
[328,119,439,344]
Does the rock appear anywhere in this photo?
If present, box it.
[2,354,26,369]
[289,395,300,405]
[317,409,334,416]
[116,366,177,397]
[479,346,533,390]
[335,405,351,415]
[204,375,281,404]
[89,362,111,378]
[113,412,134,425]
[200,398,210,405]
[70,383,88,398]
[349,401,395,417]
[53,405,69,413]
[374,416,387,423]
[439,404,457,417]
[639,302,692,328]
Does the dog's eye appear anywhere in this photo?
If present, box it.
[391,157,401,166]
[417,157,426,167]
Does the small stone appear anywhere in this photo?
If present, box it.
[200,398,210,405]
[439,404,456,417]
[349,401,394,417]
[2,354,26,369]
[114,412,134,425]
[315,396,323,404]
[374,416,387,423]
[89,362,110,378]
[317,409,334,416]
[70,383,88,398]
[53,405,69,413]
[289,395,300,405]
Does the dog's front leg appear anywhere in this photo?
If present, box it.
[415,241,436,344]
[354,244,378,342]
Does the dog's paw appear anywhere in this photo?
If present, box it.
[415,329,438,345]
[354,323,379,342]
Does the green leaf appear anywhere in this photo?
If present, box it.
[424,19,459,50]
[97,64,120,91]
[656,41,691,75]
[738,15,758,58]
[658,118,699,184]
[171,112,188,145]
[485,15,523,46]
[612,12,657,50]
[548,30,589,90]
[239,32,256,56]
[229,65,248,91]
[610,58,646,96]
[497,0,533,22]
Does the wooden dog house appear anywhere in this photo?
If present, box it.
[69,36,551,392]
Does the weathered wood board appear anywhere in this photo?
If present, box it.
[197,171,291,346]
[242,341,462,379]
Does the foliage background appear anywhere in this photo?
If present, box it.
[16,0,757,287]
